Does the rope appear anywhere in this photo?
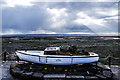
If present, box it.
[100,55,120,61]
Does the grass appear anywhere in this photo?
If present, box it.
[2,36,120,65]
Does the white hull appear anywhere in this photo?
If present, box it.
[16,50,99,65]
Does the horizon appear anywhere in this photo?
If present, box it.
[1,33,119,37]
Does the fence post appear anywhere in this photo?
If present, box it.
[3,51,7,62]
[108,56,111,67]
[96,62,98,69]
[16,56,19,62]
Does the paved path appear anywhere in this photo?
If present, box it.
[110,65,120,80]
[0,61,18,80]
[0,61,120,80]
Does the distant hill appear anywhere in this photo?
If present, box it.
[1,34,119,37]
[1,34,100,37]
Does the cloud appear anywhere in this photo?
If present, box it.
[2,29,22,34]
[98,32,118,35]
[30,29,56,34]
[73,9,118,34]
[1,0,118,9]
[47,8,68,28]
[2,2,118,35]
[74,12,105,26]
[2,0,35,8]
[97,10,118,16]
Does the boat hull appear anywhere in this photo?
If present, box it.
[16,51,99,65]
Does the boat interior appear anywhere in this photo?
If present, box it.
[43,47,93,56]
[44,51,93,55]
[17,46,95,56]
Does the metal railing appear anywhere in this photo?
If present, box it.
[99,56,120,67]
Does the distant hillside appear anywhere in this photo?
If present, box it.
[2,34,99,37]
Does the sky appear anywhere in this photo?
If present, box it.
[1,0,119,36]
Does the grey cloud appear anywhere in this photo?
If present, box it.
[2,6,50,32]
[2,2,118,35]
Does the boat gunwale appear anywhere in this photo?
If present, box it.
[16,51,99,58]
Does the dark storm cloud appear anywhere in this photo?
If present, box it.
[2,6,51,32]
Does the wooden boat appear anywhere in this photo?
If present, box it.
[16,47,99,65]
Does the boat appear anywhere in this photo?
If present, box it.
[16,47,99,65]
